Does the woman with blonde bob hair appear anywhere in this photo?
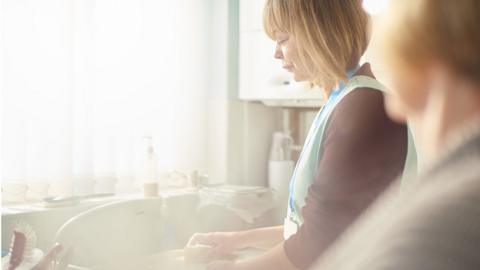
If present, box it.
[188,1,410,269]
[311,1,480,269]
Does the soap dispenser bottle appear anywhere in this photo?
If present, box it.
[143,136,159,197]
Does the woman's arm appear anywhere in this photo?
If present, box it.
[188,225,284,256]
[234,225,285,250]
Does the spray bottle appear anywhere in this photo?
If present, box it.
[268,132,295,224]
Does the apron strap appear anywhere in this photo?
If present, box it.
[347,75,388,93]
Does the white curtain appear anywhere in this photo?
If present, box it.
[1,0,212,201]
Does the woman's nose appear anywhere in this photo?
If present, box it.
[274,43,283,59]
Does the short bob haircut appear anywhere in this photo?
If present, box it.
[381,0,480,85]
[263,0,369,91]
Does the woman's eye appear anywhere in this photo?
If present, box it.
[278,39,288,45]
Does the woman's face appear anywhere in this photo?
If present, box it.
[273,31,312,82]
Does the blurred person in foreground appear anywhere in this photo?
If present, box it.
[311,1,480,269]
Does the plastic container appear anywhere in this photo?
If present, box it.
[143,182,159,197]
[269,132,293,161]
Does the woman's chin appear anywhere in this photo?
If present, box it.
[292,77,302,82]
[292,73,307,82]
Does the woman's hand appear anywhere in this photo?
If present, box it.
[187,231,243,259]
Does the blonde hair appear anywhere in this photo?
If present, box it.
[382,0,480,84]
[263,0,369,91]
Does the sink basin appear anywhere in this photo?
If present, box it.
[52,191,272,269]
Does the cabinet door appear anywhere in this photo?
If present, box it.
[239,31,324,102]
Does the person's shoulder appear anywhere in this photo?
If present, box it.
[338,86,384,112]
[333,62,385,119]
[328,86,387,133]
[387,174,480,267]
[342,176,480,269]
